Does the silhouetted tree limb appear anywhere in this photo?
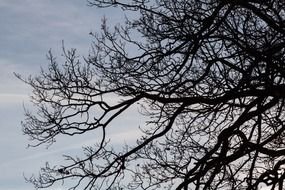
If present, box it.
[19,0,285,189]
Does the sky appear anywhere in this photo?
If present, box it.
[0,1,141,189]
[0,1,279,190]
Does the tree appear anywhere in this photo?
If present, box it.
[19,0,285,189]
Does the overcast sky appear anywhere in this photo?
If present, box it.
[0,1,141,189]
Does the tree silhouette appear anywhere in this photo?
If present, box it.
[19,0,285,189]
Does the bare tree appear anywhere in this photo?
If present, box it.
[19,0,285,189]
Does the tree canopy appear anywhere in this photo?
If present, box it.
[20,0,285,189]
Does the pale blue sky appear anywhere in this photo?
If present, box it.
[0,1,141,189]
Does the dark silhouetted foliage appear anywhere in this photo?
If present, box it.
[19,0,285,189]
